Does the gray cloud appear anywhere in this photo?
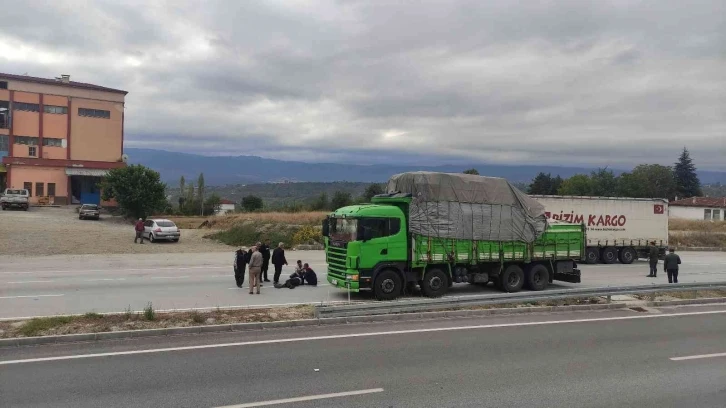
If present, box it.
[1,0,724,171]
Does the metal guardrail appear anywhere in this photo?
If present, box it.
[314,282,726,318]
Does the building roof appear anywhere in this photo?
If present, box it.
[220,199,236,205]
[0,72,128,95]
[670,197,726,208]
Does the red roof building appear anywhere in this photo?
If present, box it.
[669,197,726,221]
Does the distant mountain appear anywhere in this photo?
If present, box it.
[124,148,726,187]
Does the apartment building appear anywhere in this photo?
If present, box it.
[0,73,127,205]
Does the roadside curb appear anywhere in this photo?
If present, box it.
[646,297,726,307]
[0,303,627,348]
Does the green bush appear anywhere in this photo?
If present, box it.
[208,224,295,247]
[20,316,75,337]
[143,302,156,321]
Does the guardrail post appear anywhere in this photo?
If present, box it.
[606,295,611,304]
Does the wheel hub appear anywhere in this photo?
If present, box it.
[381,278,395,294]
[429,276,442,290]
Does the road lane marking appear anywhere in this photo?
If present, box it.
[5,280,54,284]
[0,294,64,300]
[670,352,726,361]
[1,309,725,365]
[0,266,229,275]
[215,388,385,408]
[82,278,127,282]
[149,276,190,279]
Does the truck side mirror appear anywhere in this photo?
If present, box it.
[322,219,329,237]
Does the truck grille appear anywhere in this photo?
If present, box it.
[327,246,347,279]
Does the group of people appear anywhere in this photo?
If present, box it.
[234,239,317,295]
[647,241,682,283]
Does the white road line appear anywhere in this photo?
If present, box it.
[215,388,385,408]
[82,278,127,282]
[1,309,724,366]
[149,276,190,279]
[0,266,229,275]
[0,294,64,300]
[5,280,54,284]
[670,352,726,361]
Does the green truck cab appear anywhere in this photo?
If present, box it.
[324,193,583,300]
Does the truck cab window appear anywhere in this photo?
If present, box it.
[358,218,391,240]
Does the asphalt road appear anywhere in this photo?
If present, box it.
[1,251,726,319]
[1,305,725,407]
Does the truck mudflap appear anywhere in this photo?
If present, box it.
[554,269,581,283]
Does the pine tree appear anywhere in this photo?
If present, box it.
[673,147,702,198]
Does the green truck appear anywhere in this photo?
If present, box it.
[323,172,583,300]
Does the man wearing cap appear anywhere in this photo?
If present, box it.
[647,241,659,277]
[134,218,146,244]
[664,248,682,283]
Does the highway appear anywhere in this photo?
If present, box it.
[1,304,725,407]
[1,251,726,319]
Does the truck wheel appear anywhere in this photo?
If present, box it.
[500,265,524,293]
[525,264,549,291]
[601,247,618,264]
[421,268,449,298]
[373,270,402,301]
[618,247,637,264]
[585,247,599,264]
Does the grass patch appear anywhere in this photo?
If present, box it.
[143,302,156,321]
[670,219,726,233]
[84,312,104,319]
[19,316,75,337]
[206,224,299,247]
[669,232,726,248]
[190,311,205,324]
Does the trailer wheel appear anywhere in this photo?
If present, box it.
[618,247,637,264]
[585,247,599,264]
[373,269,402,301]
[525,264,549,291]
[421,268,449,298]
[601,247,618,264]
[500,265,525,293]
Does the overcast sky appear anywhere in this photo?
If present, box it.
[1,0,724,170]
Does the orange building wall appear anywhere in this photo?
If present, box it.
[9,165,68,204]
[43,146,66,160]
[70,98,123,162]
[0,89,9,101]
[13,91,39,104]
[43,111,68,139]
[12,111,40,137]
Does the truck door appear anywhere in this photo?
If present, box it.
[358,218,390,270]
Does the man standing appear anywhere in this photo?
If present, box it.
[248,244,263,295]
[664,248,682,283]
[647,241,658,277]
[260,239,272,282]
[234,248,247,288]
[271,242,288,284]
[134,218,145,244]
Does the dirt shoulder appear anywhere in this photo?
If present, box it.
[0,207,233,256]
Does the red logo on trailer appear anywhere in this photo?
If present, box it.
[654,204,664,214]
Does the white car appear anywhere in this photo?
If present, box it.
[143,219,181,243]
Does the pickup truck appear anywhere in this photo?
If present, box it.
[1,188,30,211]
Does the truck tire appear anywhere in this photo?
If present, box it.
[618,247,637,264]
[525,264,549,291]
[585,247,599,264]
[421,268,449,298]
[373,269,402,301]
[601,247,618,264]
[500,265,525,293]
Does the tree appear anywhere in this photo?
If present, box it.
[310,192,329,211]
[197,173,205,215]
[558,174,593,196]
[100,165,167,219]
[330,191,352,210]
[463,168,480,175]
[618,164,676,199]
[363,183,384,202]
[241,195,263,212]
[203,193,222,216]
[673,147,702,198]
[589,168,618,197]
[178,176,186,210]
[528,172,561,195]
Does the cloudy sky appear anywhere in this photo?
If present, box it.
[1,0,724,169]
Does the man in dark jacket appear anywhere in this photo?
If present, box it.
[134,218,145,244]
[260,239,271,282]
[271,242,288,284]
[302,263,318,286]
[647,241,658,277]
[664,248,681,283]
[234,248,248,288]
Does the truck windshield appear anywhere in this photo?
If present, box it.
[330,218,357,242]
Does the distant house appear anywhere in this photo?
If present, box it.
[669,197,726,221]
[215,199,236,216]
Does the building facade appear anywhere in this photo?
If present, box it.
[0,73,127,205]
[669,197,726,221]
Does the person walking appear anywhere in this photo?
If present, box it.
[664,248,682,283]
[260,239,272,282]
[271,242,288,284]
[248,244,263,295]
[647,241,658,277]
[134,218,146,244]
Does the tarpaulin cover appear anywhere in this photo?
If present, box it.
[387,172,547,243]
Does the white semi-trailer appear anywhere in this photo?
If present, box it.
[531,195,669,264]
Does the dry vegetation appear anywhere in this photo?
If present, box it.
[669,219,726,233]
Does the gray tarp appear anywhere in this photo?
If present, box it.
[386,172,547,243]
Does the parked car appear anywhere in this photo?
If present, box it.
[78,204,101,220]
[1,189,30,211]
[144,219,181,243]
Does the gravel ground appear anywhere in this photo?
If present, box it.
[0,207,233,256]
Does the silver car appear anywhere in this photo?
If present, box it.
[144,219,181,243]
[78,204,101,220]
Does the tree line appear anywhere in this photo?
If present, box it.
[238,183,386,212]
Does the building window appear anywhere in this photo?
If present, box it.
[24,182,32,197]
[704,209,712,220]
[48,183,56,197]
[28,146,37,157]
[0,135,8,152]
[13,102,40,112]
[42,138,63,147]
[713,210,722,221]
[36,182,44,197]
[0,81,7,89]
[78,107,110,119]
[43,105,68,114]
[14,136,39,145]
